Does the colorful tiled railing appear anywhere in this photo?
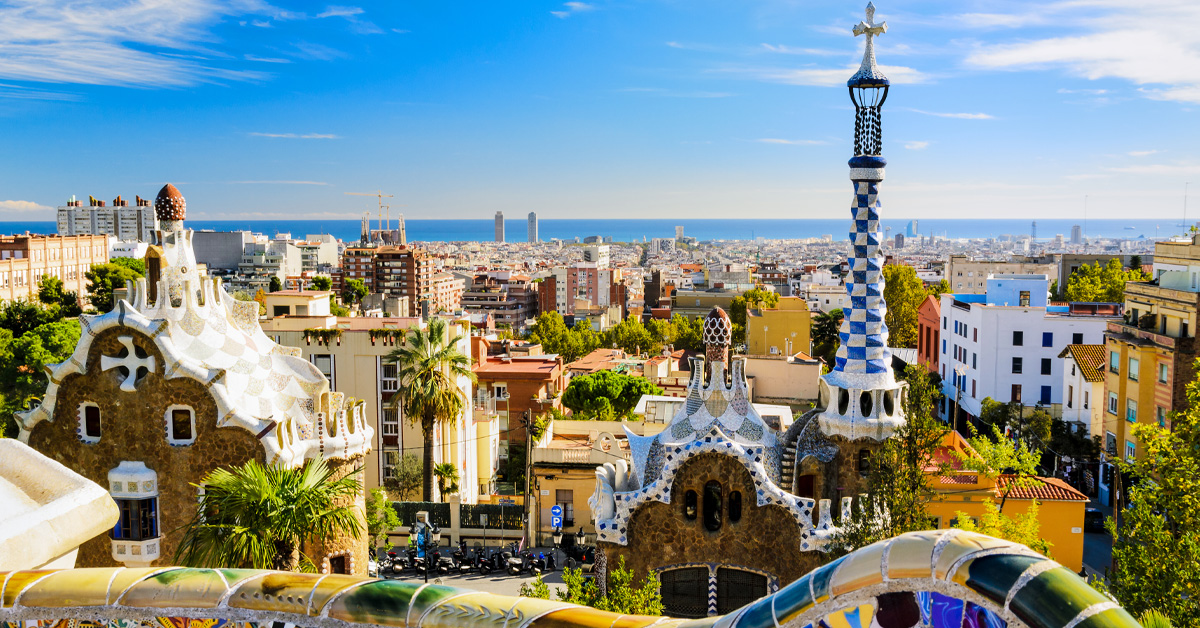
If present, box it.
[0,531,1138,628]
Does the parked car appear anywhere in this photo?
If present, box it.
[1084,508,1106,533]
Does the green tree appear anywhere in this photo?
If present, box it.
[540,557,663,615]
[672,314,704,351]
[604,316,658,356]
[1064,259,1149,303]
[111,256,145,276]
[1129,255,1143,272]
[433,462,460,498]
[562,370,663,419]
[953,498,1052,555]
[0,319,82,435]
[954,423,1042,512]
[882,264,926,348]
[811,309,843,368]
[832,366,948,553]
[176,459,363,571]
[343,278,368,305]
[269,275,283,293]
[311,275,333,291]
[37,276,66,307]
[84,263,143,313]
[0,299,54,337]
[1107,378,1200,628]
[384,453,423,500]
[387,318,476,500]
[929,279,951,298]
[365,487,401,549]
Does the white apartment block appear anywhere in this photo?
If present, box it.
[1059,345,1106,438]
[937,275,1120,420]
[57,197,158,243]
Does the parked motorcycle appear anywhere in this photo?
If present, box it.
[452,540,476,574]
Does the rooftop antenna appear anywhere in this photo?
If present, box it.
[345,190,394,234]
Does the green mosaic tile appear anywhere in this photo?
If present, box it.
[324,579,422,625]
[1009,567,1111,628]
[956,554,1045,606]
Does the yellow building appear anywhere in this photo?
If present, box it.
[1104,236,1200,462]
[926,431,1088,572]
[745,296,812,357]
[670,289,738,319]
[529,419,666,544]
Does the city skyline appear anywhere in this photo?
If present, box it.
[0,1,1197,222]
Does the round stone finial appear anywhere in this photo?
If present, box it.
[703,307,732,347]
[154,183,186,222]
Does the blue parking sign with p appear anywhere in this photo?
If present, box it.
[551,515,563,527]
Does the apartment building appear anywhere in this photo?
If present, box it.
[945,254,1058,294]
[1059,344,1106,439]
[546,263,619,316]
[260,297,490,501]
[460,271,540,332]
[0,234,108,303]
[745,296,811,356]
[340,246,377,292]
[917,295,941,374]
[57,196,157,243]
[1104,236,1200,463]
[937,275,1120,423]
[471,337,566,458]
[375,246,440,317]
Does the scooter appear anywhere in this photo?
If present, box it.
[506,544,527,576]
[452,540,475,574]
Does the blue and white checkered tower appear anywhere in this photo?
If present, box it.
[816,2,907,441]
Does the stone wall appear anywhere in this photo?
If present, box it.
[27,327,265,568]
[602,452,828,588]
[303,455,369,576]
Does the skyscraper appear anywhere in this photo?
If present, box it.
[527,212,538,243]
[1070,224,1082,244]
[906,219,918,238]
[494,211,505,242]
[675,225,684,239]
[1031,221,1037,241]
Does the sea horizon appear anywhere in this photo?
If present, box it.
[0,218,1186,244]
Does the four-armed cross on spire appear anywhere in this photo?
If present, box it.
[853,2,887,75]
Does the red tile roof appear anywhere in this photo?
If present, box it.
[1057,344,1106,383]
[995,475,1089,501]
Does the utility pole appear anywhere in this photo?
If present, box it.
[523,410,533,548]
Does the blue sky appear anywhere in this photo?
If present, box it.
[0,0,1197,221]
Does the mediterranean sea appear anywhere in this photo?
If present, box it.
[0,218,1180,243]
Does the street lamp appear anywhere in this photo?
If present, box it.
[409,520,441,583]
[575,528,586,547]
[551,526,563,569]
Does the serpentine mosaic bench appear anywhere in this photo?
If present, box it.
[0,531,1138,628]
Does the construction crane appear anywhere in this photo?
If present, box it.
[345,191,393,232]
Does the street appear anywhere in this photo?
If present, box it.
[1081,499,1114,581]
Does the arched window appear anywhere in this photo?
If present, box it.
[684,490,698,519]
[858,449,872,476]
[703,481,722,531]
[728,490,742,523]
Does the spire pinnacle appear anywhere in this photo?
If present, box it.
[848,3,889,87]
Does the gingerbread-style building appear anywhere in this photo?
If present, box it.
[17,184,373,574]
[589,5,905,616]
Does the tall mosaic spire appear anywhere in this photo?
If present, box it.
[815,2,906,441]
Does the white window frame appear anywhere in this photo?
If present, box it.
[78,402,101,444]
[165,404,197,446]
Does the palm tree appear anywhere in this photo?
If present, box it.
[175,458,362,571]
[387,317,476,501]
[434,462,460,498]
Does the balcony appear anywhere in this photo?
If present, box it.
[531,446,630,466]
[1106,320,1196,353]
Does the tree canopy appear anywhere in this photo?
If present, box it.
[1107,375,1200,628]
[310,275,333,291]
[882,264,927,348]
[1064,259,1149,303]
[0,319,81,436]
[562,369,663,419]
[729,287,779,345]
[811,308,843,368]
[527,311,704,363]
[85,262,143,313]
[343,278,368,305]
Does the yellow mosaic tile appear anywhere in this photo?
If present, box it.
[307,574,370,614]
[933,532,1017,580]
[418,592,522,628]
[830,540,886,597]
[15,569,113,608]
[226,573,319,615]
[611,614,676,628]
[886,530,943,580]
[529,606,629,628]
[107,568,172,605]
[824,603,875,628]
[2,571,56,608]
[505,596,576,628]
[120,569,231,609]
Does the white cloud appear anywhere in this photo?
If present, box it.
[717,63,927,87]
[317,6,363,19]
[963,1,1200,104]
[1129,150,1159,157]
[0,200,49,211]
[248,132,340,139]
[907,109,994,120]
[245,54,291,64]
[904,141,930,150]
[1058,88,1108,95]
[0,0,280,87]
[755,138,828,146]
[551,2,594,18]
[760,43,842,56]
[1107,163,1200,175]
